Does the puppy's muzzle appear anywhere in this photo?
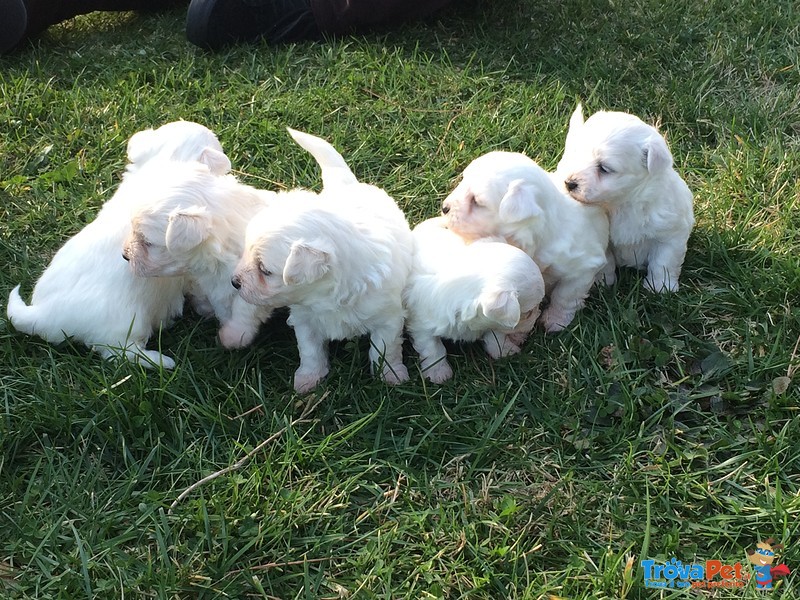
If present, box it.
[441,204,450,215]
[122,250,130,261]
[231,275,242,290]
[565,179,579,192]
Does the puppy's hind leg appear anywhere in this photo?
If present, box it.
[368,316,409,385]
[410,329,453,383]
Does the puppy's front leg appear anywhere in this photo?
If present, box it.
[97,344,176,370]
[291,319,330,394]
[595,247,617,286]
[645,241,687,293]
[368,316,409,385]
[218,297,271,349]
[410,329,453,383]
[482,330,520,359]
[539,271,594,333]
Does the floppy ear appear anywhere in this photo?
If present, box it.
[479,289,521,329]
[198,147,232,175]
[165,206,211,251]
[126,128,156,164]
[283,239,333,286]
[644,134,673,173]
[498,179,541,222]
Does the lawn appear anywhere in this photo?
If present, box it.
[1,0,799,598]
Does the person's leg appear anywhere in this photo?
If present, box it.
[186,0,454,50]
[186,0,318,51]
[2,0,184,54]
[311,0,454,36]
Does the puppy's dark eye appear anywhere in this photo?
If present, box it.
[143,240,153,248]
[468,192,479,206]
[258,262,272,277]
[597,163,613,175]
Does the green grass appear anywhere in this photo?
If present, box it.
[1,0,799,597]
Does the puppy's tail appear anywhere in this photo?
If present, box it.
[287,128,359,189]
[6,285,39,336]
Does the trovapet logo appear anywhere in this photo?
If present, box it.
[641,558,749,589]
[642,539,791,590]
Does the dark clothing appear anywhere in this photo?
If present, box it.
[311,0,454,35]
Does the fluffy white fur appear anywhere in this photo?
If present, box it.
[125,120,232,176]
[123,162,276,349]
[232,129,412,393]
[404,217,545,383]
[441,151,611,332]
[6,121,230,368]
[555,104,695,292]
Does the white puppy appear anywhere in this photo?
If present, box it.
[442,151,610,332]
[6,121,230,368]
[404,217,545,383]
[232,129,412,394]
[123,163,275,349]
[555,105,694,292]
[125,120,232,176]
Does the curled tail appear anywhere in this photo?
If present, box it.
[287,128,358,189]
[7,285,40,336]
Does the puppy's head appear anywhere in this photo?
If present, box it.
[441,152,550,240]
[122,164,215,277]
[558,104,674,205]
[126,120,231,175]
[232,195,335,307]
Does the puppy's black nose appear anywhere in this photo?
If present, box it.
[122,251,130,261]
[231,276,241,290]
[442,205,450,215]
[565,179,578,192]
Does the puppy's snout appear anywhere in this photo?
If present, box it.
[231,275,242,290]
[442,204,451,215]
[122,250,130,262]
[565,179,579,192]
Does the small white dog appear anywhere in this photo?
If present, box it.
[6,121,229,368]
[232,129,412,393]
[555,104,695,292]
[441,151,610,332]
[123,162,276,349]
[125,120,232,176]
[404,217,545,383]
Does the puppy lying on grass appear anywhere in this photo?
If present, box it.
[232,129,412,393]
[556,104,694,292]
[404,217,545,383]
[7,121,227,368]
[442,151,611,333]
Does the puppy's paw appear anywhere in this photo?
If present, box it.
[218,322,257,349]
[505,330,529,348]
[483,334,520,359]
[539,307,574,333]
[423,360,453,384]
[382,363,409,385]
[644,275,678,293]
[293,367,329,394]
[136,350,176,370]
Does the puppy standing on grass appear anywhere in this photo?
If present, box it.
[404,217,545,383]
[442,151,611,333]
[232,129,412,394]
[122,162,276,349]
[6,121,229,368]
[556,104,695,292]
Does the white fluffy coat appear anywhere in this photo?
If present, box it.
[404,217,545,382]
[556,105,694,292]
